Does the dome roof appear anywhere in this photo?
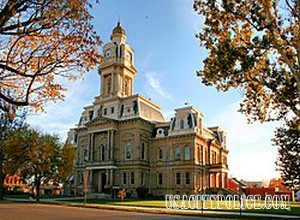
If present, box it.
[113,22,125,35]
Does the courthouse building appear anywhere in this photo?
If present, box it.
[65,22,229,197]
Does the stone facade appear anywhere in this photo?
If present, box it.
[64,22,229,197]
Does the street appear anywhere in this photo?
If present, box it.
[0,203,221,220]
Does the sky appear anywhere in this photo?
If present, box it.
[27,0,281,181]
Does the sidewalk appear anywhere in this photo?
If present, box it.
[4,197,300,219]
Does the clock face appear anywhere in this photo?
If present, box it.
[104,49,111,58]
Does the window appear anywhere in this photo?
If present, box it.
[125,142,132,160]
[212,151,216,164]
[180,120,184,129]
[176,172,181,185]
[197,145,202,164]
[101,145,105,161]
[130,172,135,185]
[84,148,88,162]
[141,173,145,185]
[111,107,114,114]
[175,147,181,161]
[185,172,190,185]
[205,148,209,164]
[158,148,163,161]
[123,172,127,185]
[185,147,190,160]
[200,145,204,164]
[89,111,94,121]
[223,155,227,165]
[104,108,107,115]
[158,173,163,185]
[107,76,111,95]
[141,143,145,160]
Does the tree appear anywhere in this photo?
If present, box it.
[0,0,102,117]
[3,126,75,202]
[0,109,25,200]
[274,118,300,190]
[194,0,299,187]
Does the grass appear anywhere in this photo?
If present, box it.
[61,198,300,216]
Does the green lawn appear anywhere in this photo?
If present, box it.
[62,198,300,216]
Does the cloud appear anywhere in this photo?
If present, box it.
[162,110,174,121]
[144,72,171,99]
[210,101,282,180]
[27,75,98,141]
[172,0,204,33]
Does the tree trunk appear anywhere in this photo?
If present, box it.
[35,174,41,202]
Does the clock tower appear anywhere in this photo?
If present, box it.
[98,22,137,99]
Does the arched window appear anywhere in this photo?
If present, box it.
[180,119,184,129]
[125,142,132,160]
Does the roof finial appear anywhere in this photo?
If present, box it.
[118,15,120,26]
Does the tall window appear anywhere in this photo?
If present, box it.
[101,145,105,161]
[176,172,181,185]
[205,148,209,164]
[125,78,131,95]
[175,147,181,161]
[141,143,145,160]
[84,148,88,162]
[158,148,163,161]
[185,172,190,185]
[200,145,204,164]
[141,173,145,185]
[130,172,135,185]
[125,142,132,160]
[197,145,202,164]
[158,173,163,185]
[180,120,184,129]
[123,172,127,185]
[185,147,190,160]
[212,151,216,164]
[107,76,112,95]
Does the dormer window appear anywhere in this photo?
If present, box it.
[180,120,184,129]
[89,111,94,121]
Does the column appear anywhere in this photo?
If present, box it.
[106,169,109,186]
[107,130,110,160]
[91,133,94,161]
[98,172,101,192]
[110,170,114,186]
[110,130,114,159]
[88,133,91,161]
[88,170,93,193]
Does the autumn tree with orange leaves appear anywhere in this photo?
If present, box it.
[0,0,102,117]
[194,0,299,188]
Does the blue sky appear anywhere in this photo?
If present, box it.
[27,0,281,181]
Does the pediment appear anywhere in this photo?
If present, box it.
[86,116,117,127]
